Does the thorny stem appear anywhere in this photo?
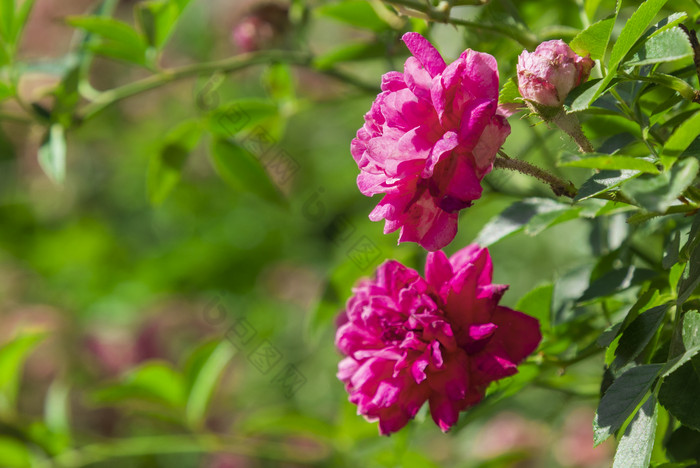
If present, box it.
[494,152,639,205]
[494,152,577,198]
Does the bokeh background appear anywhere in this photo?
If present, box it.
[6,0,696,466]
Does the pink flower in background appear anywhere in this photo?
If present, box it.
[335,245,541,435]
[517,40,594,107]
[352,33,510,251]
[231,3,289,53]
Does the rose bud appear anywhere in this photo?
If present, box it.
[231,3,290,53]
[517,40,594,108]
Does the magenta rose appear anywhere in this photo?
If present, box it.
[335,245,541,435]
[351,33,510,251]
[517,40,594,108]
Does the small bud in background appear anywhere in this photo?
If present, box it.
[231,3,290,53]
[517,40,594,108]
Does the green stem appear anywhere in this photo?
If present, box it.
[383,0,537,48]
[78,50,378,121]
[40,434,326,468]
[628,204,700,224]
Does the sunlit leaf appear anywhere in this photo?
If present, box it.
[135,0,192,49]
[623,27,693,67]
[560,152,660,173]
[0,437,31,468]
[475,198,572,246]
[587,0,670,106]
[661,111,700,165]
[574,169,640,201]
[622,157,699,212]
[612,396,658,468]
[68,16,148,66]
[570,15,615,60]
[315,0,390,32]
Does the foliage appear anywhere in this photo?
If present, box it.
[1,0,700,466]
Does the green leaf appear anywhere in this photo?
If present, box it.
[663,231,680,270]
[68,16,146,50]
[584,0,605,20]
[612,396,658,468]
[68,16,148,65]
[665,426,700,463]
[92,361,186,408]
[184,340,235,429]
[0,0,14,41]
[658,356,700,430]
[661,111,700,165]
[315,0,390,32]
[210,139,286,205]
[515,284,553,333]
[559,152,660,174]
[135,0,190,49]
[587,0,670,106]
[51,66,80,127]
[0,81,12,102]
[613,304,669,369]
[682,311,700,349]
[475,198,572,246]
[522,206,581,236]
[0,437,31,468]
[10,0,35,44]
[568,78,614,112]
[644,12,688,39]
[622,157,699,213]
[634,72,697,103]
[88,42,148,66]
[575,169,640,201]
[579,266,658,303]
[38,124,66,185]
[207,99,280,139]
[313,42,388,70]
[147,120,202,205]
[593,364,662,445]
[623,27,693,67]
[498,76,521,106]
[570,15,615,61]
[0,332,45,415]
[263,63,295,103]
[678,244,700,306]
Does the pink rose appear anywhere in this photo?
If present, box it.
[517,40,594,107]
[351,33,510,251]
[335,245,541,435]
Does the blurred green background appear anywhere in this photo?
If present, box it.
[5,0,697,466]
